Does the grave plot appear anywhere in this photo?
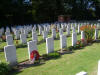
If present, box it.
[0,22,100,75]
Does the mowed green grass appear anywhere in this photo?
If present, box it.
[0,31,100,75]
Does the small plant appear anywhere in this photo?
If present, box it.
[0,62,11,75]
[68,46,74,51]
[68,40,85,51]
[73,45,78,50]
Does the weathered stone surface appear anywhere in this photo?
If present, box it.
[4,45,17,66]
[46,37,54,54]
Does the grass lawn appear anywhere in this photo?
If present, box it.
[0,31,100,75]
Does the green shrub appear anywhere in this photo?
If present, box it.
[73,45,77,50]
[16,44,27,48]
[0,62,11,75]
[42,52,61,60]
[75,44,80,49]
[68,46,73,51]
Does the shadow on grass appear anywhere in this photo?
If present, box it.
[10,60,45,75]
[75,47,84,50]
[57,50,74,55]
[10,68,22,75]
[17,62,45,70]
[55,38,60,40]
[93,39,100,43]
[66,35,71,37]
[18,59,45,68]
[60,51,74,55]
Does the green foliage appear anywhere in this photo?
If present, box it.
[68,40,85,51]
[0,0,100,25]
[68,46,73,51]
[84,30,95,43]
[0,62,11,75]
[42,52,61,60]
[16,44,27,48]
[80,25,95,43]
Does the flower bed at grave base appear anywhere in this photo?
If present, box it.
[66,25,97,51]
[68,39,96,51]
[68,40,86,51]
[80,25,96,43]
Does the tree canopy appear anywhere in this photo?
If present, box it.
[0,0,100,25]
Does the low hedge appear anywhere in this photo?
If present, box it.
[42,52,61,60]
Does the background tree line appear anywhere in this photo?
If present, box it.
[0,0,100,26]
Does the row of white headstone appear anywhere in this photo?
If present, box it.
[3,23,100,66]
[5,24,99,48]
[3,30,80,66]
[2,22,100,44]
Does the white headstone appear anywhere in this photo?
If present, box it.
[75,23,77,29]
[44,26,47,31]
[52,29,56,39]
[81,31,85,39]
[20,33,27,44]
[5,31,10,36]
[33,25,36,31]
[59,28,63,36]
[60,35,67,49]
[24,29,28,37]
[46,37,54,54]
[95,28,98,40]
[6,27,10,32]
[78,25,80,33]
[72,27,76,33]
[21,28,24,34]
[72,32,77,46]
[1,27,4,34]
[62,25,65,31]
[42,31,48,40]
[46,26,49,33]
[39,26,42,35]
[76,71,87,75]
[67,25,70,36]
[57,24,60,31]
[32,32,38,43]
[0,29,3,37]
[15,30,20,40]
[6,35,13,45]
[32,27,36,32]
[98,60,100,75]
[27,41,37,60]
[4,45,17,66]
